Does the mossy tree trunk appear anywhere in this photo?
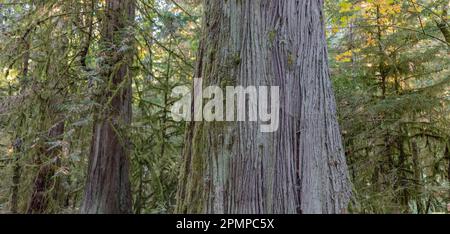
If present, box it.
[437,1,450,45]
[27,120,65,214]
[27,13,68,213]
[80,0,135,214]
[10,32,30,214]
[176,0,351,214]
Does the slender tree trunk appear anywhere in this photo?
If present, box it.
[27,12,69,213]
[411,139,423,213]
[80,0,95,71]
[27,120,64,214]
[437,1,450,45]
[27,85,66,214]
[397,133,408,212]
[10,33,30,214]
[443,142,450,204]
[80,0,135,214]
[10,138,22,214]
[176,0,351,214]
[447,144,450,186]
[134,161,144,214]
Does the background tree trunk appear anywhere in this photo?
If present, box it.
[27,121,64,214]
[9,33,30,214]
[176,0,351,214]
[80,0,135,214]
[27,14,68,213]
[437,0,450,45]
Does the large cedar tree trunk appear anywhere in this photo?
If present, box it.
[176,0,351,214]
[80,0,134,214]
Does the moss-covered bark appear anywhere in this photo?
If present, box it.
[176,0,351,214]
[80,0,135,214]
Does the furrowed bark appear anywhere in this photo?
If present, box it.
[80,0,135,214]
[176,0,351,214]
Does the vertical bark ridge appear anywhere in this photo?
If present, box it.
[80,0,134,214]
[176,0,351,214]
